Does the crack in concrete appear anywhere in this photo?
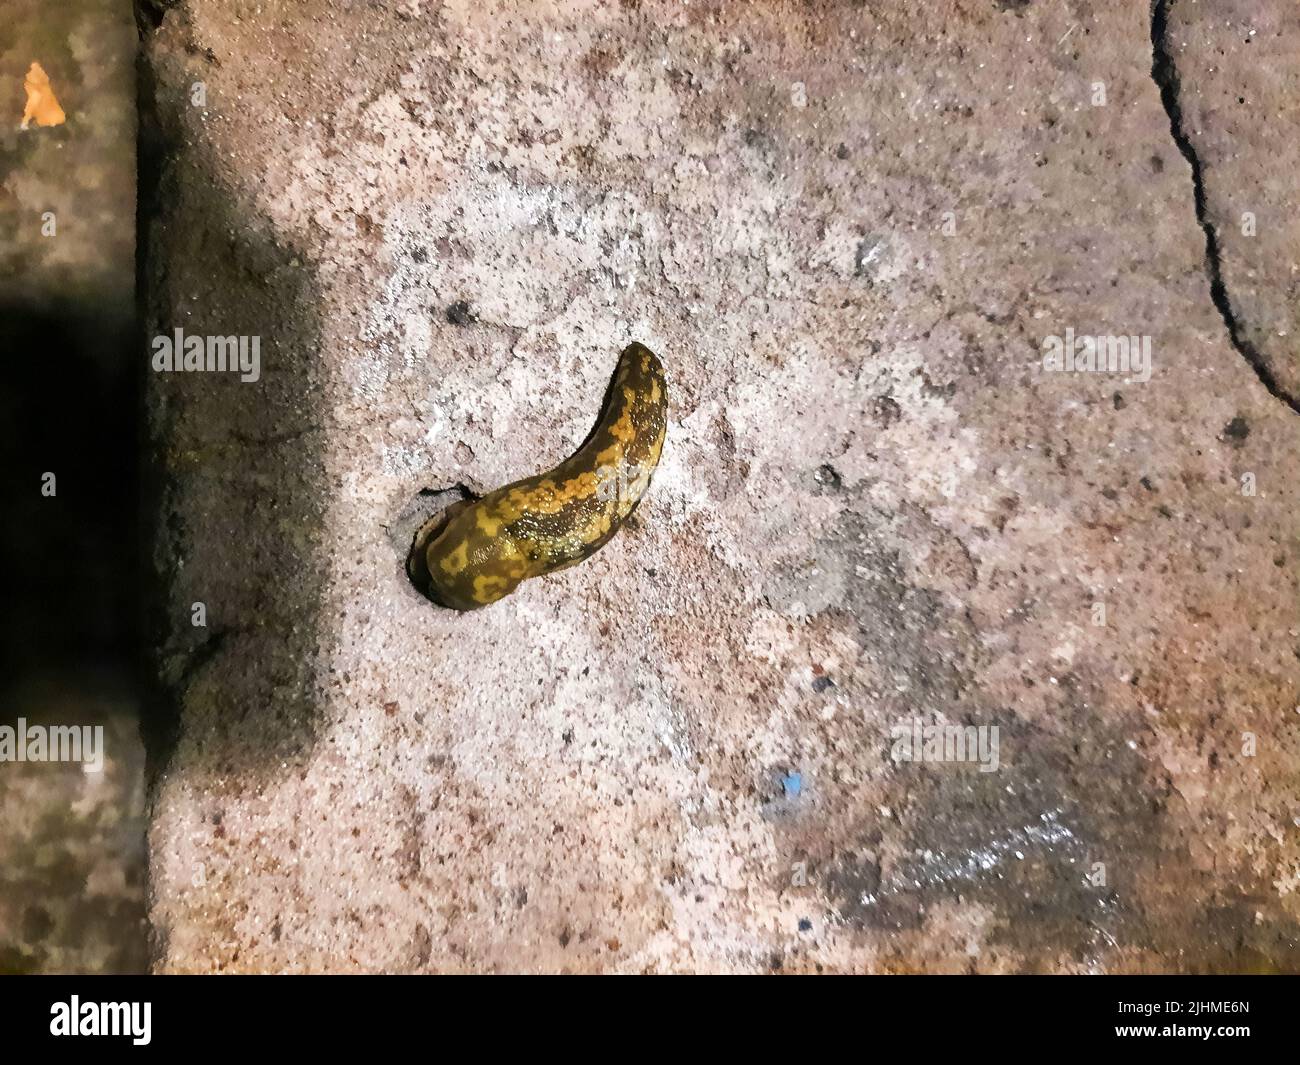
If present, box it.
[1149,0,1300,415]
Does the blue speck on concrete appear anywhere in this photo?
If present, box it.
[782,772,802,798]
[798,918,813,932]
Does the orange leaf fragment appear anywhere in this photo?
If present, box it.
[20,61,65,129]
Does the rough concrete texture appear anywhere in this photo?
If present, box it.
[141,0,1300,973]
[1158,0,1300,406]
[1,0,136,312]
[0,0,145,973]
[0,675,148,974]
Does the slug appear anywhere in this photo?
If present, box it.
[409,341,667,610]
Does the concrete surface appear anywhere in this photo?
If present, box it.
[1159,0,1300,405]
[140,0,1300,972]
[0,0,145,974]
[1,0,136,313]
[0,674,148,974]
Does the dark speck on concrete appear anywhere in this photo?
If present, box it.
[812,675,834,693]
[814,464,842,491]
[446,300,477,326]
[1223,415,1250,444]
[873,394,902,426]
[798,918,813,932]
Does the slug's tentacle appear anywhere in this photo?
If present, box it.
[411,342,667,611]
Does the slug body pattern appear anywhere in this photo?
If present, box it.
[418,342,667,610]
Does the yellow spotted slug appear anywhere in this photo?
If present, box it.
[410,342,667,611]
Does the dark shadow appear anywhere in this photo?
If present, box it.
[0,301,140,682]
[135,26,330,788]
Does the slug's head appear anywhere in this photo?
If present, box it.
[420,507,537,611]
